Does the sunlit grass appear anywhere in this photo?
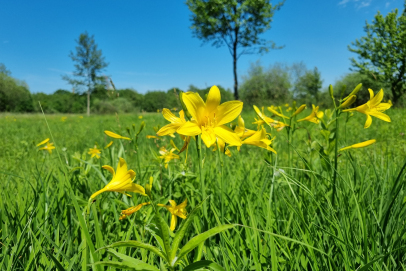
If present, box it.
[1,106,406,270]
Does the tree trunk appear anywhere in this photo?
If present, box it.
[233,30,239,100]
[87,88,90,116]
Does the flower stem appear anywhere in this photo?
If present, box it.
[196,135,207,219]
[331,108,340,206]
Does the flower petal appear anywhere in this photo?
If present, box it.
[368,88,375,100]
[170,215,177,231]
[162,109,180,123]
[216,101,243,126]
[205,86,221,114]
[115,158,130,180]
[157,123,181,136]
[364,114,372,128]
[182,92,205,124]
[36,138,50,146]
[177,121,202,136]
[369,89,383,107]
[201,127,216,148]
[102,165,115,176]
[375,102,391,112]
[368,111,391,122]
[214,125,242,146]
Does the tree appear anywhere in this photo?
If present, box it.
[186,0,284,100]
[240,62,291,106]
[293,67,323,104]
[63,32,108,115]
[348,5,406,105]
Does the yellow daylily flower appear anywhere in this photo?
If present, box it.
[104,130,131,140]
[138,116,143,119]
[273,121,289,132]
[61,117,67,122]
[342,89,391,128]
[267,107,289,119]
[177,85,243,148]
[159,147,180,169]
[119,202,150,220]
[297,105,324,124]
[36,138,50,147]
[88,146,101,159]
[90,158,146,199]
[235,115,256,140]
[156,109,187,136]
[158,199,187,231]
[242,127,277,154]
[104,141,113,149]
[146,135,159,139]
[253,106,278,127]
[39,142,55,154]
[339,139,376,152]
[291,104,306,117]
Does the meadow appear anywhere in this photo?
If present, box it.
[1,88,406,270]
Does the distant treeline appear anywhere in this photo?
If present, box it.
[31,85,234,114]
[1,62,400,114]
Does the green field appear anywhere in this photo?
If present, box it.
[1,105,406,270]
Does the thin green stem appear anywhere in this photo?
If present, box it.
[331,108,340,206]
[196,135,207,219]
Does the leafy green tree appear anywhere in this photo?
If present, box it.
[63,32,108,115]
[293,67,323,104]
[186,0,284,100]
[0,73,34,112]
[240,62,291,106]
[0,63,11,76]
[349,5,406,105]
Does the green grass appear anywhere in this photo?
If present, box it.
[1,108,406,270]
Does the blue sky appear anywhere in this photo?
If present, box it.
[0,0,404,94]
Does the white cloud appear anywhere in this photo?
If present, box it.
[385,2,390,8]
[338,0,351,6]
[357,0,372,8]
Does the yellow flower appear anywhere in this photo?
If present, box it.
[159,147,180,169]
[297,105,324,124]
[158,199,187,231]
[138,115,143,119]
[242,128,277,154]
[39,142,55,154]
[235,116,256,140]
[119,202,150,220]
[273,121,289,132]
[61,117,67,122]
[104,141,113,149]
[284,103,289,107]
[267,107,289,119]
[36,138,50,147]
[339,139,376,152]
[146,135,159,139]
[291,104,306,117]
[104,130,131,140]
[88,146,101,159]
[79,116,83,119]
[342,89,391,128]
[177,85,243,148]
[253,105,277,127]
[156,109,187,136]
[90,158,146,199]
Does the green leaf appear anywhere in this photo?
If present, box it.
[43,250,66,271]
[170,196,208,262]
[176,224,236,265]
[183,260,225,271]
[92,249,159,271]
[96,240,167,261]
